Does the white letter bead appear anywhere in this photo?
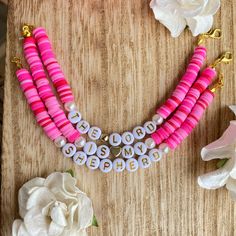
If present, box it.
[76,120,90,134]
[62,143,77,158]
[134,142,147,155]
[113,158,126,172]
[126,158,139,172]
[144,121,156,134]
[99,159,113,173]
[88,126,102,140]
[145,137,156,149]
[73,151,87,165]
[138,155,151,168]
[133,126,146,140]
[122,131,135,145]
[97,145,110,159]
[68,110,81,124]
[74,136,86,148]
[149,149,162,162]
[86,156,100,170]
[152,114,164,125]
[122,145,134,159]
[83,141,97,155]
[109,133,122,146]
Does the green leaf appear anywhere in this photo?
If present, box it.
[65,169,75,177]
[92,215,98,227]
[216,159,228,169]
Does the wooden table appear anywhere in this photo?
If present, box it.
[1,1,236,235]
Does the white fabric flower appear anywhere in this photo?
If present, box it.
[12,172,93,236]
[150,0,221,37]
[198,106,236,200]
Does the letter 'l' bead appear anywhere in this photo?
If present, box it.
[68,110,81,124]
[86,155,100,170]
[152,114,164,125]
[122,131,135,145]
[149,149,162,162]
[62,143,77,158]
[74,136,86,148]
[138,155,151,168]
[54,136,66,148]
[83,141,97,155]
[113,158,126,172]
[88,127,102,140]
[109,133,122,146]
[159,143,170,154]
[133,126,146,140]
[126,158,139,172]
[73,151,87,165]
[143,121,156,134]
[97,145,110,159]
[99,159,113,173]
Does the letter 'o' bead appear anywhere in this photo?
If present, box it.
[99,159,113,173]
[83,141,97,155]
[143,121,156,134]
[68,110,82,124]
[159,143,170,154]
[86,155,100,170]
[138,155,151,169]
[74,136,86,148]
[145,138,156,149]
[126,158,139,172]
[113,158,126,172]
[134,142,147,156]
[76,120,90,134]
[97,145,110,159]
[54,136,66,148]
[122,131,135,145]
[133,126,146,140]
[109,133,122,146]
[152,114,164,125]
[122,145,135,159]
[149,149,162,162]
[73,151,87,166]
[88,127,102,140]
[64,102,77,112]
[62,143,77,158]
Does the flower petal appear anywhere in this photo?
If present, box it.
[48,221,64,236]
[229,105,236,117]
[12,220,31,236]
[201,0,221,16]
[50,204,68,227]
[150,2,186,37]
[186,15,213,36]
[198,159,234,189]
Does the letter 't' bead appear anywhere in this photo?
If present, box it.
[152,114,164,125]
[99,159,113,173]
[113,158,126,172]
[62,143,77,158]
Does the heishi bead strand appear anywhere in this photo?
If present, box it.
[151,67,217,145]
[22,36,80,143]
[15,68,64,145]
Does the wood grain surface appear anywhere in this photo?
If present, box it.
[1,0,236,235]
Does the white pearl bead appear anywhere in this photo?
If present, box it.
[54,136,66,148]
[86,155,100,170]
[83,141,97,155]
[99,159,113,173]
[88,127,102,140]
[143,121,156,134]
[134,142,147,156]
[96,145,110,159]
[109,133,122,146]
[74,136,86,148]
[126,158,139,172]
[122,145,135,159]
[133,126,146,140]
[73,151,87,165]
[145,138,156,149]
[138,155,151,169]
[149,149,162,162]
[64,102,77,112]
[76,120,90,134]
[121,131,134,145]
[68,110,81,124]
[113,158,126,172]
[159,143,170,154]
[62,143,77,158]
[152,114,164,125]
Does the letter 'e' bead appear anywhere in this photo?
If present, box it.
[86,155,100,170]
[113,158,126,172]
[99,159,113,173]
[73,151,87,166]
[88,127,102,140]
[62,143,77,158]
[126,158,139,172]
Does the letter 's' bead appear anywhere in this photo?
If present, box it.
[64,102,77,112]
[109,133,122,146]
[76,120,90,134]
[133,126,146,140]
[74,136,86,148]
[143,121,156,134]
[54,136,66,148]
[86,155,100,170]
[83,141,97,155]
[122,131,135,145]
[134,142,147,156]
[96,145,110,159]
[126,158,139,172]
[144,138,156,149]
[68,110,81,124]
[122,145,135,159]
[149,149,162,162]
[73,151,87,165]
[113,158,126,172]
[99,159,113,173]
[88,126,102,140]
[159,143,170,154]
[152,114,164,125]
[138,155,151,168]
[62,143,77,158]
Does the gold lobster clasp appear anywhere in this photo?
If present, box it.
[210,72,224,93]
[22,24,34,37]
[210,52,233,68]
[197,28,222,45]
[11,56,23,69]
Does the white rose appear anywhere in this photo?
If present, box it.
[150,0,221,37]
[198,106,236,201]
[12,172,94,236]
